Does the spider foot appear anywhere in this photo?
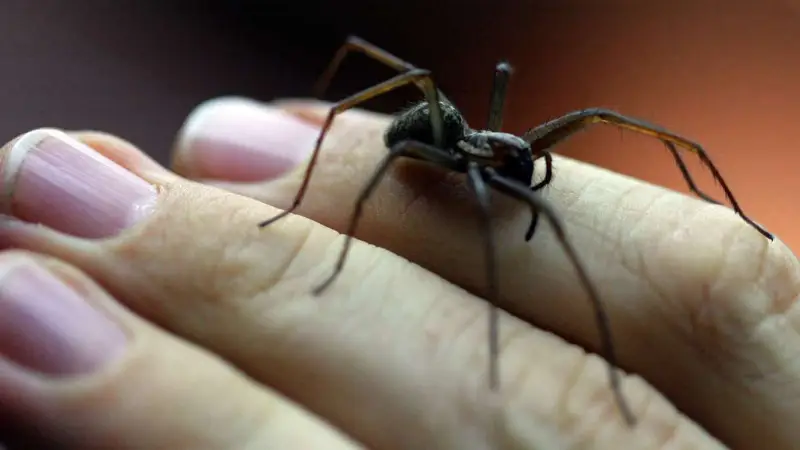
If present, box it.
[258,209,293,228]
[524,216,539,242]
[530,179,551,192]
[615,389,638,427]
[525,211,539,242]
[698,193,722,205]
[312,272,338,296]
[746,217,774,241]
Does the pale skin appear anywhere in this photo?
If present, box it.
[0,100,799,449]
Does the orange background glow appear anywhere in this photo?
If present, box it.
[438,3,800,249]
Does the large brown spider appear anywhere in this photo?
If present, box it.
[258,35,773,426]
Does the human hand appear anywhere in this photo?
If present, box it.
[0,97,797,449]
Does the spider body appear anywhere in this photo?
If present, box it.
[385,101,535,185]
[258,34,774,428]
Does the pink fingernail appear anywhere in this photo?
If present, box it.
[1,129,157,239]
[176,97,320,181]
[0,256,127,376]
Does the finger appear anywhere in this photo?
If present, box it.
[0,128,726,449]
[70,130,177,181]
[172,96,320,182]
[172,97,800,448]
[0,250,361,450]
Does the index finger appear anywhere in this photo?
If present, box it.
[175,99,800,448]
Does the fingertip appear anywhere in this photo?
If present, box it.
[173,96,320,182]
[0,128,159,239]
[0,252,130,378]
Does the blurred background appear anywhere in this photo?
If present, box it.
[1,0,799,247]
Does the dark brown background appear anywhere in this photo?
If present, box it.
[2,1,799,247]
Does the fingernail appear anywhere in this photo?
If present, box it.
[0,256,127,376]
[1,128,157,239]
[176,97,320,182]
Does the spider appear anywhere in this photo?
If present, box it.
[258,35,774,426]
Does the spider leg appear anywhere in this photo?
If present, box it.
[484,167,637,426]
[486,62,513,132]
[313,35,453,106]
[313,140,463,294]
[664,141,719,205]
[524,211,540,243]
[258,68,446,228]
[530,151,553,192]
[521,108,772,240]
[521,151,553,242]
[465,162,501,392]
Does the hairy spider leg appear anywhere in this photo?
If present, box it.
[521,108,773,240]
[483,61,550,242]
[312,139,462,295]
[465,162,501,391]
[486,62,513,132]
[529,151,553,192]
[663,141,719,206]
[314,35,454,108]
[484,166,637,426]
[257,68,444,228]
[522,151,555,242]
[313,36,456,146]
[315,36,410,94]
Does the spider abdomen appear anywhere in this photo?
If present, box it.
[384,101,467,149]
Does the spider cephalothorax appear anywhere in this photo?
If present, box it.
[258,34,774,427]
